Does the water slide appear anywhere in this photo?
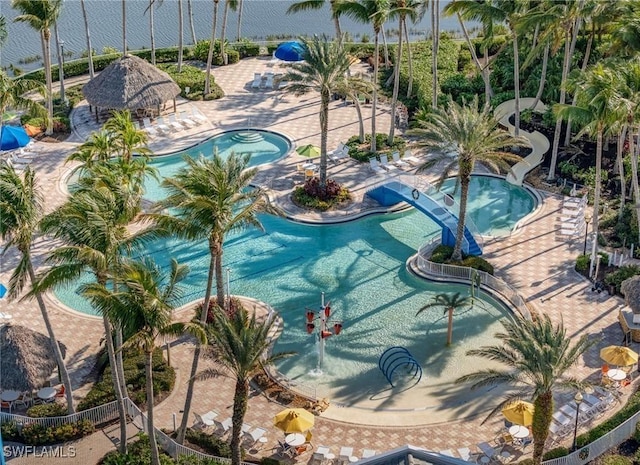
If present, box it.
[367,180,483,256]
[494,98,550,186]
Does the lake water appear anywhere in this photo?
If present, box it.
[1,0,466,72]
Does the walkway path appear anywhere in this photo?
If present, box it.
[494,98,550,186]
[0,58,631,463]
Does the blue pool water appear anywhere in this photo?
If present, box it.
[58,146,536,405]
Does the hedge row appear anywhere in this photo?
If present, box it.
[1,419,94,446]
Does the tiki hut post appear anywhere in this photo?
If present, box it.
[82,55,180,116]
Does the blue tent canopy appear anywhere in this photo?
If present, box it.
[274,41,306,62]
[0,125,30,151]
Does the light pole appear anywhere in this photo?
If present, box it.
[572,391,583,451]
[583,211,592,256]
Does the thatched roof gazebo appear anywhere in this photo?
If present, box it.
[82,54,181,121]
[0,324,66,391]
[621,275,640,314]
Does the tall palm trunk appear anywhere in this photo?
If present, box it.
[122,0,127,54]
[530,43,549,110]
[565,19,592,146]
[590,128,603,277]
[512,31,520,137]
[177,250,215,444]
[431,0,439,110]
[371,30,380,152]
[187,0,197,44]
[320,89,330,191]
[388,15,404,144]
[531,391,554,465]
[103,315,128,454]
[178,0,184,72]
[631,127,640,245]
[230,379,249,465]
[452,175,470,261]
[354,98,365,142]
[215,247,225,307]
[145,350,161,465]
[404,23,414,98]
[27,264,74,413]
[456,13,491,105]
[53,23,64,105]
[220,0,230,65]
[204,0,219,95]
[330,0,342,38]
[236,0,243,41]
[80,0,95,79]
[617,129,627,219]
[547,30,572,180]
[40,31,53,135]
[115,326,128,399]
[149,0,156,65]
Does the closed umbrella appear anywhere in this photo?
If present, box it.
[274,41,306,62]
[0,126,30,151]
[501,400,534,426]
[296,144,321,158]
[273,408,315,433]
[600,345,638,366]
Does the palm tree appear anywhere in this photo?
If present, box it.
[204,0,220,95]
[287,0,343,38]
[336,0,390,152]
[187,0,197,44]
[283,35,357,192]
[335,76,374,143]
[79,0,95,79]
[103,110,151,163]
[82,258,206,465]
[457,314,594,465]
[12,0,62,136]
[177,0,184,72]
[408,96,527,261]
[146,152,280,443]
[144,0,160,65]
[36,187,133,454]
[0,165,75,414]
[0,15,7,45]
[235,0,243,41]
[122,0,127,54]
[0,70,47,135]
[443,0,499,106]
[430,0,440,110]
[416,292,471,346]
[555,63,624,275]
[200,307,293,465]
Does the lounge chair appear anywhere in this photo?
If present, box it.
[178,111,196,128]
[167,114,185,131]
[213,417,233,435]
[11,152,33,165]
[264,73,274,90]
[391,151,410,168]
[278,79,289,90]
[5,158,27,171]
[369,157,386,175]
[403,150,421,165]
[457,448,472,462]
[191,108,208,124]
[312,446,332,465]
[379,154,398,172]
[439,450,455,457]
[251,72,263,89]
[362,449,377,459]
[339,446,355,464]
[244,427,267,446]
[477,441,500,460]
[142,118,159,137]
[155,116,170,134]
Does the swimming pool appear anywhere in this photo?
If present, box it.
[57,154,535,415]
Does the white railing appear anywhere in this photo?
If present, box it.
[0,400,120,428]
[413,240,531,321]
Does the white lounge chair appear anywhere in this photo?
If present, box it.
[11,152,33,165]
[244,427,267,446]
[194,410,217,430]
[362,449,377,459]
[379,154,398,172]
[191,108,208,124]
[439,450,455,457]
[403,150,421,165]
[278,79,289,90]
[339,446,355,465]
[457,448,472,462]
[155,116,170,134]
[251,72,262,89]
[391,151,410,168]
[369,157,386,175]
[178,111,196,128]
[264,73,274,90]
[141,118,159,137]
[5,158,27,171]
[214,417,233,435]
[167,114,184,131]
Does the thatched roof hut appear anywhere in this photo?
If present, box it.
[82,54,181,117]
[621,275,640,314]
[0,324,66,391]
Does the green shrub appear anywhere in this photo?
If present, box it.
[575,254,590,273]
[261,458,284,465]
[231,40,261,58]
[292,182,351,212]
[459,256,494,275]
[543,447,570,460]
[601,455,632,465]
[19,419,94,446]
[157,63,224,101]
[345,134,406,163]
[185,429,232,457]
[27,403,67,418]
[1,421,20,441]
[21,424,54,445]
[604,265,640,289]
[430,245,454,263]
[78,349,175,411]
[514,460,534,465]
[101,434,175,465]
